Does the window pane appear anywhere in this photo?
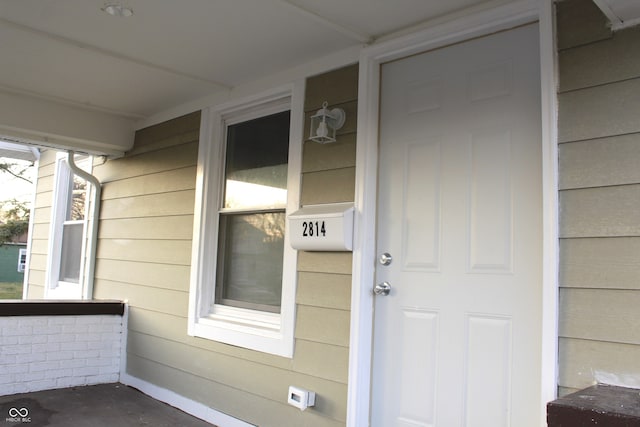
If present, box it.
[224,111,290,210]
[67,174,87,221]
[59,222,83,283]
[216,212,285,312]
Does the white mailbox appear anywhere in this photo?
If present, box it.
[288,202,354,251]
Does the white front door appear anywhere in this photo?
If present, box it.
[371,24,543,427]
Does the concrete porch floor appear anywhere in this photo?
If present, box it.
[0,383,216,427]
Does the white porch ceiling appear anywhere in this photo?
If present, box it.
[0,0,537,154]
[0,0,513,120]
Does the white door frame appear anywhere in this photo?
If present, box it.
[347,1,559,425]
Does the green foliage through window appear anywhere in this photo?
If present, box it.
[0,200,30,245]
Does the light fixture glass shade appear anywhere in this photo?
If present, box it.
[309,101,345,144]
[102,4,134,17]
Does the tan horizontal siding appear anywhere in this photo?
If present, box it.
[35,175,54,194]
[25,266,45,295]
[558,78,640,143]
[557,1,640,396]
[296,305,350,347]
[36,157,56,175]
[559,26,640,92]
[558,337,640,391]
[96,239,192,265]
[302,133,356,173]
[128,330,346,403]
[301,167,355,205]
[125,308,189,337]
[100,190,195,220]
[30,223,50,240]
[559,185,640,238]
[127,308,292,369]
[296,272,352,310]
[27,253,47,271]
[559,288,640,344]
[94,279,188,317]
[298,252,352,275]
[555,0,611,50]
[25,150,56,299]
[95,259,190,291]
[558,134,640,190]
[99,216,194,240]
[93,141,197,183]
[293,339,349,384]
[26,282,44,299]
[33,192,52,211]
[126,355,346,427]
[101,166,196,200]
[28,239,48,256]
[127,332,348,423]
[133,112,201,148]
[305,65,358,110]
[127,130,200,157]
[560,237,640,289]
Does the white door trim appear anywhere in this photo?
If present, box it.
[348,1,559,425]
[538,0,561,418]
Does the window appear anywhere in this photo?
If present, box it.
[189,86,302,357]
[216,110,289,313]
[46,153,92,299]
[17,248,27,273]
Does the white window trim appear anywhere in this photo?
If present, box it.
[188,83,304,357]
[45,153,92,300]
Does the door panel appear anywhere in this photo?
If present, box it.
[403,138,441,271]
[372,24,542,427]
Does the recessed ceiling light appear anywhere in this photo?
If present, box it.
[102,4,134,18]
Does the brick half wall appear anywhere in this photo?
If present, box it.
[0,302,126,396]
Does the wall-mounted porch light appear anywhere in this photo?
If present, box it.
[309,101,346,144]
[102,3,134,18]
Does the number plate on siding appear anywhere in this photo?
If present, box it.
[288,203,354,251]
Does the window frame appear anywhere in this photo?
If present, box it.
[17,248,27,273]
[46,153,92,300]
[188,84,303,357]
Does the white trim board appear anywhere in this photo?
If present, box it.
[120,373,255,427]
[348,0,558,425]
[538,0,561,416]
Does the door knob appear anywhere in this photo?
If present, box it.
[374,282,391,296]
[379,252,393,266]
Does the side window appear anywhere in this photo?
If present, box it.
[189,88,302,357]
[17,248,27,273]
[46,153,91,299]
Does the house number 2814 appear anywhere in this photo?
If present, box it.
[302,221,326,237]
